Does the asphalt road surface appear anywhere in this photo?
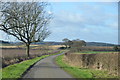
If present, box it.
[23,53,73,78]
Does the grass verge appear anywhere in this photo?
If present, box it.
[1,50,64,79]
[55,55,117,78]
[76,51,117,54]
[1,55,49,79]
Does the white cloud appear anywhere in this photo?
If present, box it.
[48,11,52,14]
[46,2,118,44]
[106,22,118,29]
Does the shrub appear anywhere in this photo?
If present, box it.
[113,46,119,51]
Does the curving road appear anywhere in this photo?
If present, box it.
[23,53,72,78]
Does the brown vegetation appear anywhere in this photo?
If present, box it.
[84,46,114,51]
[64,52,119,76]
[1,45,60,68]
[70,46,114,52]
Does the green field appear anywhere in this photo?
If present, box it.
[76,51,117,54]
[55,55,117,78]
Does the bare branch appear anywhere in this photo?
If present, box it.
[0,2,52,57]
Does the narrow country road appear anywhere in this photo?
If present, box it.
[23,53,73,78]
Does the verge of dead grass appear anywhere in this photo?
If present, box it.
[55,55,118,78]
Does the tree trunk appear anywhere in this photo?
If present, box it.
[65,44,67,49]
[26,44,30,57]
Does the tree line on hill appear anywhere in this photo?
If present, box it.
[61,38,120,52]
[62,38,86,48]
[62,38,86,52]
[0,40,10,44]
[0,39,118,47]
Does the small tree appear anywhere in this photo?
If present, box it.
[71,39,86,52]
[0,2,52,57]
[67,40,73,48]
[113,45,119,51]
[62,38,69,48]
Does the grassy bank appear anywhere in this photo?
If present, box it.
[75,51,117,54]
[55,55,117,78]
[1,50,63,79]
[1,55,49,79]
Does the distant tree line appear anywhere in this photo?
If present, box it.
[113,45,120,51]
[62,38,120,52]
[62,38,86,52]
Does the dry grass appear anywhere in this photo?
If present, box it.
[0,44,64,49]
[71,46,114,52]
[64,52,119,77]
[2,49,50,58]
[49,45,65,49]
[31,45,65,50]
[1,45,61,68]
[0,46,20,48]
[84,46,113,50]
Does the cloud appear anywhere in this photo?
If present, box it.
[48,0,119,2]
[45,2,118,44]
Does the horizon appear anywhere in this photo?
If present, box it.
[0,39,118,45]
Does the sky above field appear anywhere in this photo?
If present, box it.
[44,2,118,44]
[0,2,118,44]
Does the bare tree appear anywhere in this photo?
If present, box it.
[0,2,52,57]
[62,38,69,48]
[71,39,86,52]
[67,40,73,48]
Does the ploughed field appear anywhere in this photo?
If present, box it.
[1,45,60,68]
[2,48,50,58]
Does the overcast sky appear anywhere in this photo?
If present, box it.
[0,2,118,44]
